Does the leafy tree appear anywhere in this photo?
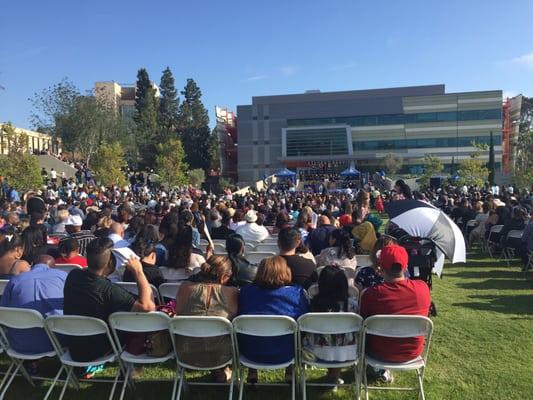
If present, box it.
[419,154,444,186]
[30,79,132,166]
[0,123,43,191]
[177,79,211,170]
[487,131,495,186]
[155,138,188,188]
[515,97,533,189]
[91,142,127,187]
[208,129,220,171]
[188,168,205,188]
[457,143,489,187]
[383,153,403,175]
[158,67,179,141]
[134,68,159,166]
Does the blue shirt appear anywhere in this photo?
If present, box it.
[238,284,309,364]
[0,264,67,354]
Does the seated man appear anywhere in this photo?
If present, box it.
[108,222,130,248]
[306,215,335,255]
[0,255,66,355]
[235,210,269,243]
[63,237,155,362]
[278,227,317,289]
[360,244,431,380]
[63,215,96,257]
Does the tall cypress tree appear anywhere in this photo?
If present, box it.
[158,67,179,141]
[488,131,495,185]
[177,79,210,170]
[133,68,158,166]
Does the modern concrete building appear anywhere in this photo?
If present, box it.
[236,85,503,183]
[95,81,160,120]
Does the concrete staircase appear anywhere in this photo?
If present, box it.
[35,155,77,179]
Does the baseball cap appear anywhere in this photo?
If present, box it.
[379,244,408,271]
[65,215,83,226]
[244,210,258,223]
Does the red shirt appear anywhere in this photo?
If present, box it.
[55,255,88,268]
[360,279,431,362]
[338,214,352,227]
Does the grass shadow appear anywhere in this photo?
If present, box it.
[451,270,521,280]
[457,279,533,291]
[453,294,533,315]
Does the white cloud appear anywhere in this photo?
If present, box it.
[245,75,268,81]
[330,62,357,71]
[510,51,533,69]
[279,65,299,76]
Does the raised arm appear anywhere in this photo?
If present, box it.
[125,256,156,312]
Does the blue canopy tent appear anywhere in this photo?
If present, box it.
[339,166,361,177]
[274,168,297,182]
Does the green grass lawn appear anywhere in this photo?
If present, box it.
[1,249,532,399]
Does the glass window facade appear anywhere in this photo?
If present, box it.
[287,108,501,127]
[354,135,502,151]
[286,128,348,157]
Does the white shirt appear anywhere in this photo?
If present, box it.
[50,170,57,179]
[108,233,130,248]
[235,222,270,243]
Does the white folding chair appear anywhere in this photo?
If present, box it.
[298,312,364,400]
[361,315,433,400]
[109,312,176,400]
[45,315,126,400]
[244,243,256,254]
[169,316,236,400]
[254,244,279,253]
[0,280,9,296]
[356,255,372,267]
[0,307,56,399]
[232,315,298,400]
[500,230,523,266]
[246,252,276,265]
[214,243,228,255]
[261,238,278,245]
[53,264,83,274]
[115,281,162,304]
[487,224,504,258]
[158,282,183,300]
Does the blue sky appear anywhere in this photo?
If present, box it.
[1,0,533,129]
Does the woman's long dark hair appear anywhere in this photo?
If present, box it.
[331,229,355,259]
[21,225,46,263]
[226,234,248,281]
[130,224,159,261]
[310,265,349,312]
[168,224,193,269]
[395,179,413,199]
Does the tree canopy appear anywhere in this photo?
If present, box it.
[91,142,128,187]
[155,138,188,188]
[419,154,444,186]
[158,67,179,141]
[383,153,403,175]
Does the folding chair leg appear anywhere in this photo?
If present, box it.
[291,364,295,400]
[228,367,234,400]
[238,368,245,400]
[0,360,20,400]
[354,364,360,400]
[363,362,369,400]
[417,368,426,400]
[118,363,132,400]
[301,365,307,400]
[0,361,15,395]
[109,365,122,400]
[44,365,66,400]
[171,365,180,400]
[58,367,74,400]
[175,368,185,400]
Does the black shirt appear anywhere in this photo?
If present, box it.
[210,225,235,240]
[123,261,166,288]
[281,254,317,289]
[63,269,136,361]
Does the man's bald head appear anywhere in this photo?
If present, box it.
[110,222,124,237]
[318,215,330,226]
[35,254,55,268]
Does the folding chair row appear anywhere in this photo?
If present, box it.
[0,310,433,400]
[500,230,524,266]
[115,282,183,303]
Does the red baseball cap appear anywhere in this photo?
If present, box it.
[379,244,408,271]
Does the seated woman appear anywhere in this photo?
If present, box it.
[226,234,258,287]
[55,237,88,267]
[499,207,527,248]
[351,209,377,253]
[0,232,30,278]
[174,255,238,382]
[21,225,56,264]
[238,256,309,383]
[161,225,206,281]
[303,265,358,384]
[123,225,165,288]
[316,229,357,275]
